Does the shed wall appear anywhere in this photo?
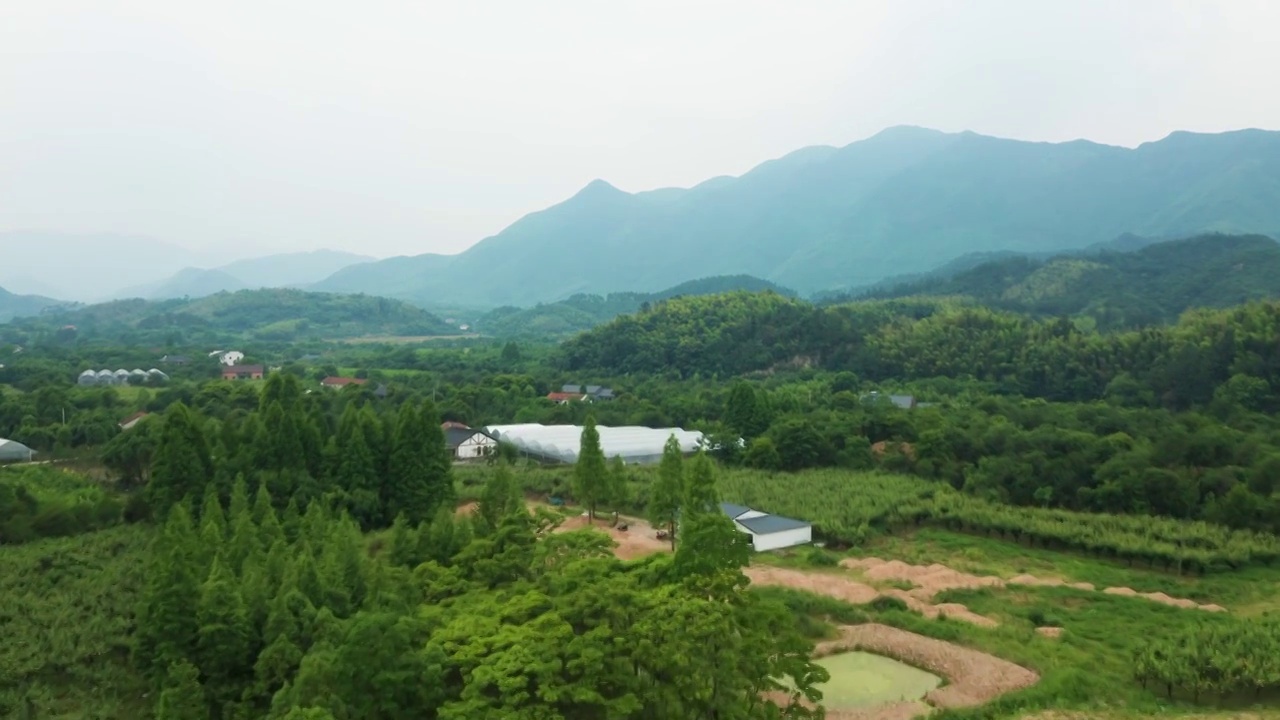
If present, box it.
[750,526,812,552]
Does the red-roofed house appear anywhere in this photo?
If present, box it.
[222,365,265,380]
[546,392,587,404]
[321,376,368,389]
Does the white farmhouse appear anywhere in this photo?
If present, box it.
[443,423,498,461]
[720,502,812,552]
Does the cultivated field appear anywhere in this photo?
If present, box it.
[479,466,1280,719]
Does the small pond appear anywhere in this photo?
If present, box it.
[813,651,942,709]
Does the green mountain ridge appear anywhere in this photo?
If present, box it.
[859,233,1280,328]
[477,274,794,338]
[307,126,1280,308]
[558,234,1280,378]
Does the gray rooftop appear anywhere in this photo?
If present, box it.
[737,514,811,534]
[719,502,752,520]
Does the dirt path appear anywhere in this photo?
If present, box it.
[845,557,1225,613]
[745,566,998,627]
[820,624,1039,710]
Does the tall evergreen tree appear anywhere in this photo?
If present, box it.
[684,449,720,515]
[155,659,208,720]
[606,455,629,511]
[384,401,453,525]
[647,435,684,550]
[146,403,214,517]
[135,505,201,683]
[196,556,255,712]
[478,463,522,532]
[336,412,381,528]
[573,417,607,521]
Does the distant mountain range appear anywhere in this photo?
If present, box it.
[299,126,1280,308]
[0,232,375,303]
[858,233,1280,329]
[7,288,456,343]
[118,249,375,300]
[0,285,62,323]
[477,274,794,338]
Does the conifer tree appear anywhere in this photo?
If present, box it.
[136,505,201,682]
[146,403,214,517]
[647,435,684,550]
[155,659,208,720]
[425,505,459,565]
[387,513,420,568]
[252,484,274,524]
[573,417,607,521]
[336,412,381,528]
[684,450,720,516]
[478,463,522,532]
[385,403,433,524]
[228,473,251,520]
[196,555,255,712]
[199,481,226,535]
[419,400,456,516]
[606,455,629,511]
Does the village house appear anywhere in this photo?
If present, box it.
[443,423,497,460]
[222,364,265,381]
[562,384,616,400]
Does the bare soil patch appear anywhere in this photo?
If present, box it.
[553,511,670,560]
[847,557,1223,613]
[820,624,1039,710]
[747,564,998,627]
[747,566,880,604]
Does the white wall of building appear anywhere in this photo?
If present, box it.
[455,433,497,460]
[749,526,813,552]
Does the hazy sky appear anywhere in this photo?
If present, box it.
[3,0,1278,260]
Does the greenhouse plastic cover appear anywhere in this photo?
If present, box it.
[483,423,704,464]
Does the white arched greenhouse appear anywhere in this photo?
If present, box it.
[483,423,705,464]
[0,438,35,463]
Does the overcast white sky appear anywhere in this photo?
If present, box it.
[2,0,1278,260]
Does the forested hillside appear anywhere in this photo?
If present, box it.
[2,289,457,345]
[560,290,1280,411]
[478,274,793,338]
[306,127,1280,307]
[857,233,1280,328]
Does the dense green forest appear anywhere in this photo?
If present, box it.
[0,289,458,346]
[855,233,1280,329]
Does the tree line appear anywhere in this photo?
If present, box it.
[133,455,827,719]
